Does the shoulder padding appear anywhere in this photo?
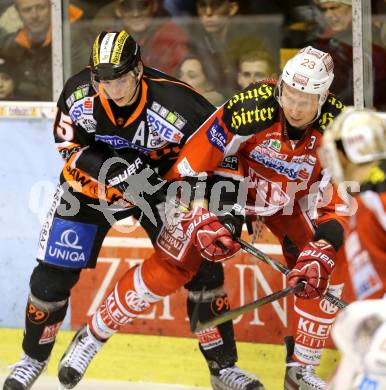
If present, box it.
[222,81,279,136]
[315,94,345,134]
[61,68,93,107]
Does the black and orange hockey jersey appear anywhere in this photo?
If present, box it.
[53,66,215,205]
[345,161,386,300]
[167,80,348,248]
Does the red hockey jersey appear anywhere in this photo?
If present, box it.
[167,80,348,236]
[344,162,386,300]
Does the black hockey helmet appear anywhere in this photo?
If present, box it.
[90,30,141,82]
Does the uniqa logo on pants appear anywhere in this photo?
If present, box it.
[48,229,86,262]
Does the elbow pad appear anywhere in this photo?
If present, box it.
[314,219,344,251]
[75,141,120,180]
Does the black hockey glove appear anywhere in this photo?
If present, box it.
[76,141,166,205]
[217,204,245,238]
[104,155,165,202]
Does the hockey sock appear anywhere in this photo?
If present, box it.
[23,296,68,362]
[89,263,163,340]
[291,284,344,365]
[188,287,237,374]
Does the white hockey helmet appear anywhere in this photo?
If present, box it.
[319,106,386,183]
[331,299,386,387]
[332,299,386,356]
[277,46,334,116]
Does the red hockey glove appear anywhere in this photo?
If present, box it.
[287,241,336,299]
[181,207,240,261]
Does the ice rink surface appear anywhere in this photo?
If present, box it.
[0,376,209,390]
[0,328,340,389]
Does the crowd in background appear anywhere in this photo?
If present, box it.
[1,0,386,109]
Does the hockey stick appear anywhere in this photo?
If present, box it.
[152,190,347,311]
[234,237,348,309]
[192,283,305,332]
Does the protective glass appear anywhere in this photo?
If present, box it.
[197,0,230,11]
[118,0,153,13]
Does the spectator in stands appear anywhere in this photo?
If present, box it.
[317,0,352,34]
[0,0,22,38]
[0,0,89,101]
[0,25,7,42]
[0,58,17,100]
[236,50,276,89]
[219,37,278,92]
[93,0,188,76]
[312,0,386,109]
[188,0,239,96]
[186,0,278,98]
[243,0,282,14]
[0,56,37,101]
[162,0,195,16]
[0,0,52,100]
[196,0,239,34]
[0,56,49,101]
[178,54,225,106]
[70,0,116,20]
[372,0,386,49]
[280,0,325,49]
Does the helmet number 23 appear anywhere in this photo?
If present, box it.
[301,59,316,69]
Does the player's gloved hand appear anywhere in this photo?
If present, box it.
[287,241,336,299]
[106,160,165,200]
[181,207,240,261]
[217,204,245,239]
[100,149,162,196]
[105,156,166,225]
[76,141,165,199]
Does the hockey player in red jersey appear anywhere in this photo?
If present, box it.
[318,107,386,389]
[319,107,386,301]
[3,31,264,390]
[166,46,350,390]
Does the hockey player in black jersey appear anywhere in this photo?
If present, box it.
[3,31,263,390]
